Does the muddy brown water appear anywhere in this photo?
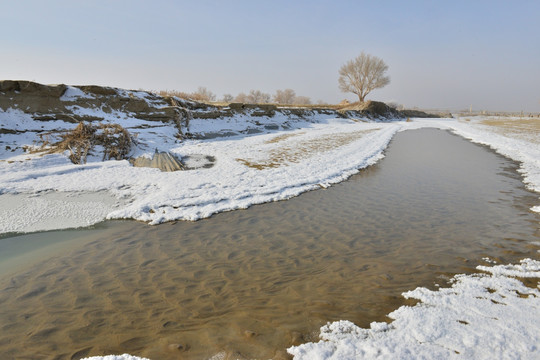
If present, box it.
[0,129,539,360]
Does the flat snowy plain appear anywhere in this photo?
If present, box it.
[1,102,539,359]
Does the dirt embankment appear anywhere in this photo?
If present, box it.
[0,81,440,128]
[0,80,191,129]
[193,101,441,120]
[339,101,446,119]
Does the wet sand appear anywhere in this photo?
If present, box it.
[0,129,539,359]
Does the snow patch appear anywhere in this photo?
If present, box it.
[81,355,149,360]
[0,191,123,234]
[60,86,95,101]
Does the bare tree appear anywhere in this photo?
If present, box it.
[246,89,271,104]
[234,92,248,102]
[273,89,296,104]
[338,52,390,102]
[190,86,216,102]
[222,93,234,102]
[293,96,312,105]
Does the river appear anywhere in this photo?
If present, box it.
[0,129,538,360]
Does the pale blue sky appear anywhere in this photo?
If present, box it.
[1,0,539,111]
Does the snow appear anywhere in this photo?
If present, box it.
[81,355,149,360]
[288,259,540,359]
[0,108,76,132]
[115,88,170,108]
[0,191,123,234]
[477,258,540,277]
[60,86,95,101]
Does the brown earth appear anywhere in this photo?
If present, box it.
[1,80,440,125]
[0,80,189,125]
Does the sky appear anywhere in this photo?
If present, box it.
[1,0,539,112]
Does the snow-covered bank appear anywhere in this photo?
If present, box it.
[1,114,539,234]
[288,259,540,359]
[0,104,402,233]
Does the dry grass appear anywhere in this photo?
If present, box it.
[237,129,378,170]
[479,117,540,144]
[157,89,192,100]
[40,122,134,164]
[264,132,305,144]
[480,117,540,130]
[157,89,216,104]
[274,103,343,109]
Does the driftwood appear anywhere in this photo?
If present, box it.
[131,150,185,172]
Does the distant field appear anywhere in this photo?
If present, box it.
[479,117,540,144]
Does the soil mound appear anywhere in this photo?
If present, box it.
[339,100,400,118]
[338,100,442,119]
[0,80,191,127]
[400,109,446,118]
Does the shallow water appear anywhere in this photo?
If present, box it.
[0,129,539,360]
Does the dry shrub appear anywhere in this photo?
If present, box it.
[98,123,133,161]
[158,89,192,100]
[44,122,133,164]
[52,122,96,164]
[158,87,216,102]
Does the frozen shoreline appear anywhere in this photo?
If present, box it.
[288,259,540,359]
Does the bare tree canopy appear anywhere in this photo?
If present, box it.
[274,89,296,104]
[222,93,234,102]
[190,86,216,102]
[233,90,271,104]
[293,96,312,105]
[246,89,271,104]
[234,92,248,103]
[338,52,390,102]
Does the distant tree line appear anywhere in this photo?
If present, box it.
[158,87,217,102]
[159,87,315,105]
[158,51,391,106]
